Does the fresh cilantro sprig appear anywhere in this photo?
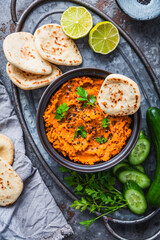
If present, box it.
[55,103,69,120]
[96,137,107,144]
[60,167,127,228]
[74,125,87,139]
[76,87,96,107]
[101,117,109,128]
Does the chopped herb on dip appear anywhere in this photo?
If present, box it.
[74,125,87,139]
[76,87,95,107]
[101,117,109,128]
[55,103,69,120]
[96,137,107,144]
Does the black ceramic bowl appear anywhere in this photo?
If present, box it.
[36,68,141,172]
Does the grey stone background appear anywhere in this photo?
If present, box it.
[0,0,160,239]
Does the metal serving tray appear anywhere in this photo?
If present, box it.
[10,0,160,239]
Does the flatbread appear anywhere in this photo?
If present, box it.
[3,32,52,75]
[6,62,62,90]
[0,134,14,165]
[0,157,23,206]
[34,24,82,66]
[97,74,141,116]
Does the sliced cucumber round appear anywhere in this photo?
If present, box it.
[128,138,150,165]
[112,162,129,175]
[124,180,147,215]
[116,166,150,189]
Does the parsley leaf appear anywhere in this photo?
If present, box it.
[59,166,70,172]
[71,197,88,211]
[55,103,69,120]
[74,125,87,139]
[101,117,109,128]
[60,167,127,228]
[76,87,88,99]
[80,218,96,229]
[76,87,95,107]
[77,97,87,101]
[96,137,107,144]
[83,102,88,108]
[89,95,96,105]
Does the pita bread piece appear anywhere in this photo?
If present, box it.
[0,157,23,206]
[0,134,14,165]
[3,32,52,75]
[97,74,141,116]
[34,24,82,66]
[6,62,62,90]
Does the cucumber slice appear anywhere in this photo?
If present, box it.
[134,165,145,173]
[124,180,147,215]
[116,166,150,189]
[112,162,129,175]
[128,138,150,165]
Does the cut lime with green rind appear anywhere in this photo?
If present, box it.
[89,21,120,54]
[61,6,93,39]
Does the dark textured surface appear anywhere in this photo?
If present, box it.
[0,1,160,239]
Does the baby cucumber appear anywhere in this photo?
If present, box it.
[128,130,150,165]
[146,107,160,207]
[124,180,147,215]
[116,166,150,189]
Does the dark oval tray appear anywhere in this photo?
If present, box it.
[10,0,160,239]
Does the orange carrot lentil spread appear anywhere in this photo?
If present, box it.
[44,76,132,165]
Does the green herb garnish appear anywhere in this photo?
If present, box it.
[55,103,69,120]
[101,117,109,128]
[76,87,96,107]
[96,137,107,144]
[60,167,127,228]
[74,125,87,139]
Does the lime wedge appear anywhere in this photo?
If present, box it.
[61,6,93,39]
[89,21,120,54]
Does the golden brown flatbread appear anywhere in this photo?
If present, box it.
[0,157,23,206]
[0,134,14,165]
[97,74,141,116]
[6,62,62,90]
[3,32,52,75]
[34,24,82,66]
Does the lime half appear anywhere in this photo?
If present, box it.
[89,21,120,54]
[61,6,93,39]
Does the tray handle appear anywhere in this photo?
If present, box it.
[11,0,18,25]
[104,217,160,240]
